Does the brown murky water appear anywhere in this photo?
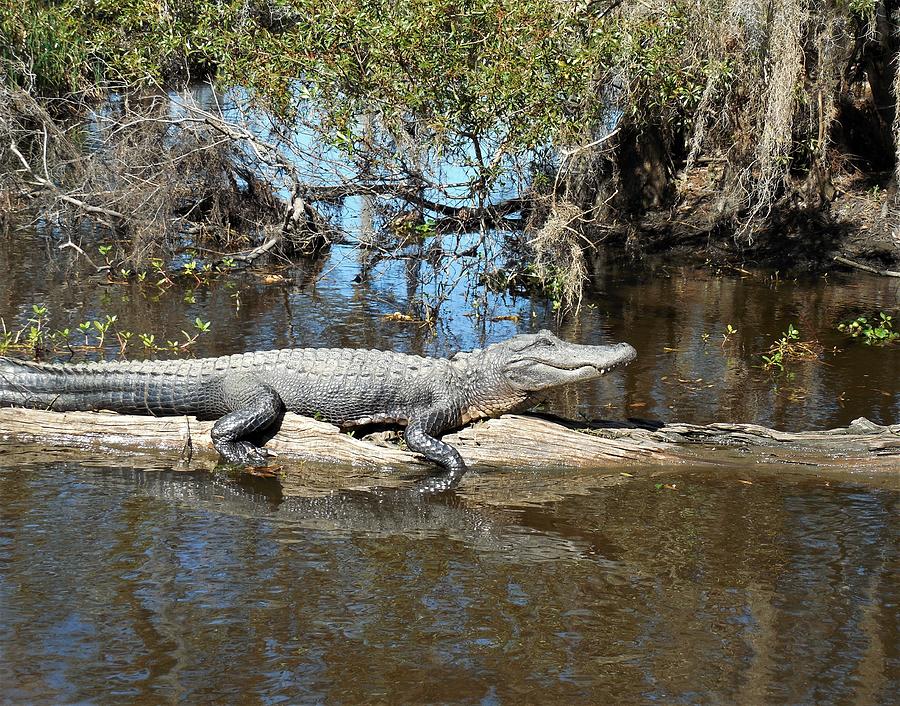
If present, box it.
[1,227,898,703]
[0,461,896,704]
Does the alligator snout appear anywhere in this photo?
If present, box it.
[613,342,637,365]
[592,342,637,373]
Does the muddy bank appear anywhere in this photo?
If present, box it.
[586,170,900,273]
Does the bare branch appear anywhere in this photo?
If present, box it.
[833,256,900,278]
[9,141,126,224]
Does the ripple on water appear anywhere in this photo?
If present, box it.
[0,450,897,703]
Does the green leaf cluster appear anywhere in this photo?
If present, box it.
[1,1,87,91]
[837,313,899,346]
[2,1,718,152]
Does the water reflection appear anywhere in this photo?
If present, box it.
[0,461,895,703]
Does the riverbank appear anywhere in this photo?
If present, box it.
[3,1,899,299]
[587,167,900,273]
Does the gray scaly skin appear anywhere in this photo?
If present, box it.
[0,330,636,492]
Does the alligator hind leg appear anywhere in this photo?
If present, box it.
[405,422,467,494]
[211,383,284,467]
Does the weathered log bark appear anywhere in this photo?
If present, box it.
[0,409,896,484]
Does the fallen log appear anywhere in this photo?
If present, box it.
[0,408,896,485]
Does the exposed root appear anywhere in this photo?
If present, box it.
[833,255,900,277]
[890,37,900,248]
[895,43,900,191]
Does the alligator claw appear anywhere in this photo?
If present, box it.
[215,440,270,467]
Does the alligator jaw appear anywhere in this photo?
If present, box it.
[553,343,637,376]
[586,342,638,376]
[499,335,637,393]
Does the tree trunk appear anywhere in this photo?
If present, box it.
[0,409,896,489]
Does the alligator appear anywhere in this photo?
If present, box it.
[0,330,636,492]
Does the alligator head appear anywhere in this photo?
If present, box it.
[489,329,636,391]
[453,329,636,419]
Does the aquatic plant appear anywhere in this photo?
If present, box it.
[0,306,211,358]
[760,324,822,371]
[837,313,899,346]
[721,324,738,347]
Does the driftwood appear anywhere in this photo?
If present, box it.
[833,255,900,278]
[0,409,896,487]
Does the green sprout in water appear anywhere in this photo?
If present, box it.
[837,312,899,345]
[0,305,211,358]
[761,323,821,372]
[721,324,737,347]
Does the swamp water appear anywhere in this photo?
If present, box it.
[0,228,898,703]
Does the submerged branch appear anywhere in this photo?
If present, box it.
[230,233,283,264]
[301,181,529,230]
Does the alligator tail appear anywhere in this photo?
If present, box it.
[0,356,213,415]
[0,356,41,407]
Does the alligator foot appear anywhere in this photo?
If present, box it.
[405,423,468,494]
[215,440,271,467]
[210,383,284,468]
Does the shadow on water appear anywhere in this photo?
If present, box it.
[114,468,626,565]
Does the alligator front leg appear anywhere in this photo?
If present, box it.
[405,421,467,493]
[210,384,284,467]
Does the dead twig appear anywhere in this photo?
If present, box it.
[9,141,125,225]
[834,255,900,278]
